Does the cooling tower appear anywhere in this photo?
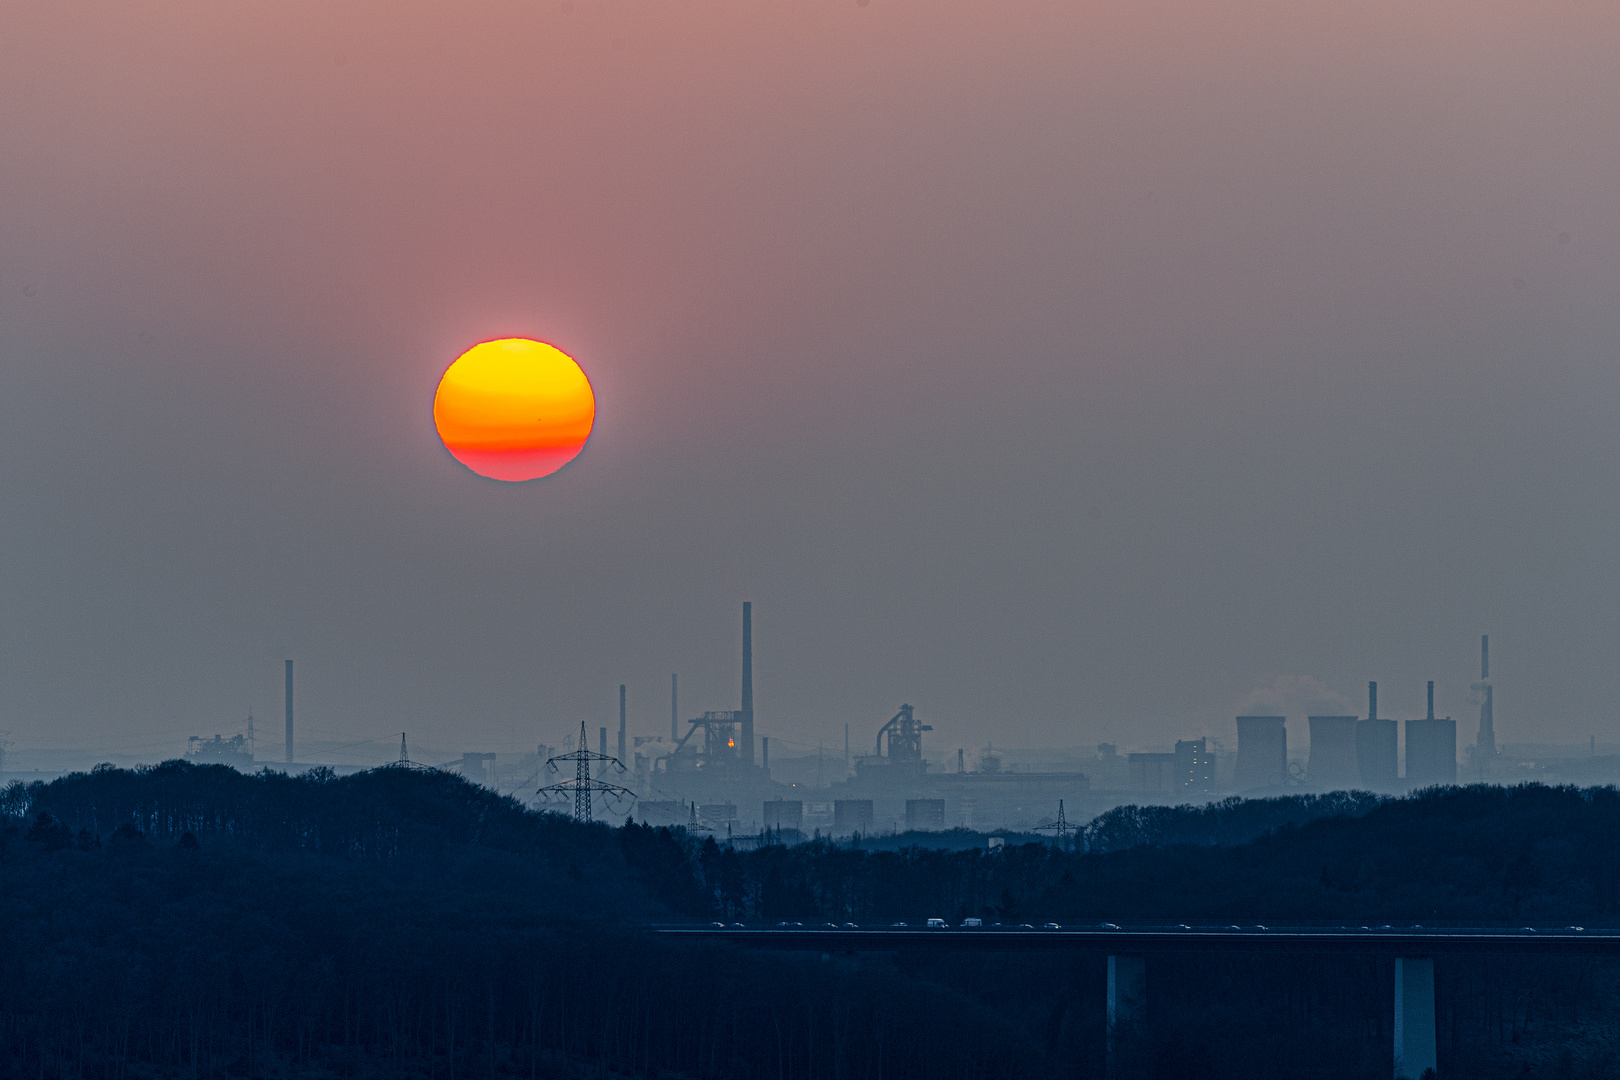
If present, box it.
[1232,716,1287,790]
[1306,716,1360,790]
[1356,681,1399,790]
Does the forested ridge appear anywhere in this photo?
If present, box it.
[2,763,1618,1078]
[628,784,1620,926]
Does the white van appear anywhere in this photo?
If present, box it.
[961,918,983,927]
[926,918,947,928]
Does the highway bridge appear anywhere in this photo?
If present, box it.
[657,924,1620,1078]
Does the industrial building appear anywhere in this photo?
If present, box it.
[764,799,803,831]
[1128,739,1213,794]
[1405,681,1457,789]
[905,798,945,830]
[1128,752,1177,791]
[834,799,874,833]
[1175,738,1214,793]
[1356,682,1399,790]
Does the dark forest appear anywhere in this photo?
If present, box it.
[2,763,1616,1079]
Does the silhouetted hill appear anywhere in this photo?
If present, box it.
[628,784,1620,927]
[0,762,1038,1080]
[5,766,1619,1078]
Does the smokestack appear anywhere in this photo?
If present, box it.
[1482,635,1489,680]
[600,727,608,758]
[618,685,627,762]
[1368,681,1378,721]
[671,674,678,742]
[284,660,294,765]
[1427,681,1435,720]
[741,602,754,766]
[762,736,770,772]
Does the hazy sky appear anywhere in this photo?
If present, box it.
[3,1,1618,762]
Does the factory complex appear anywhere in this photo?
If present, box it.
[0,617,1549,837]
[616,613,1504,836]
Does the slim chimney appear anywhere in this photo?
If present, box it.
[671,673,678,742]
[618,684,627,762]
[1478,635,1496,764]
[1427,681,1435,720]
[284,660,294,765]
[762,736,770,772]
[600,727,608,758]
[1368,681,1378,721]
[741,602,754,766]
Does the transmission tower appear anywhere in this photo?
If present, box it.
[538,721,635,823]
[381,732,436,771]
[1034,799,1074,848]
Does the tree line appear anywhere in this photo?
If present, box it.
[2,762,1617,1078]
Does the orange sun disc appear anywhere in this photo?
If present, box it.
[433,338,596,481]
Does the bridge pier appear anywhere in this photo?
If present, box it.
[1393,957,1436,1079]
[1106,954,1146,1073]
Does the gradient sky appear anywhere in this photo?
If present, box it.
[2,0,1618,762]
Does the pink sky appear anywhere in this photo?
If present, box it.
[1,1,1618,757]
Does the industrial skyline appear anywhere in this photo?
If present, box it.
[18,607,1586,835]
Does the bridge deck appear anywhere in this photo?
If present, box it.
[655,926,1620,955]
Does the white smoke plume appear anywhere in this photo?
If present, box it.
[1235,675,1356,720]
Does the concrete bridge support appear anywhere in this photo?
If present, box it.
[1394,957,1436,1079]
[1106,954,1146,1074]
[1102,952,1436,1079]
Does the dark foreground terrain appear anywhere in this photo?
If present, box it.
[2,764,1617,1078]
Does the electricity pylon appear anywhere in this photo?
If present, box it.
[1034,799,1074,849]
[539,721,635,823]
[381,732,436,771]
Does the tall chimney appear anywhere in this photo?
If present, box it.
[618,684,627,762]
[1427,681,1435,720]
[762,736,770,772]
[671,674,678,742]
[1368,681,1378,721]
[284,660,294,765]
[600,726,608,758]
[741,602,754,766]
[1482,635,1489,680]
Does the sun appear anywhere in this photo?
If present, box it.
[433,338,596,481]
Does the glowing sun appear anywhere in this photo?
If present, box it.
[433,338,596,481]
